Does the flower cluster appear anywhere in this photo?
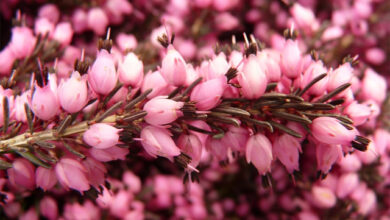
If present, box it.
[0,0,389,219]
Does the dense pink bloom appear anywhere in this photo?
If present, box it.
[8,26,36,59]
[118,52,144,87]
[143,97,184,126]
[58,71,88,113]
[311,117,356,145]
[190,76,227,110]
[83,123,121,149]
[87,8,109,35]
[36,167,57,191]
[40,196,58,220]
[246,134,273,175]
[7,158,35,190]
[273,134,301,173]
[88,50,118,95]
[280,39,303,78]
[140,126,181,160]
[55,158,90,192]
[160,45,187,86]
[237,55,268,99]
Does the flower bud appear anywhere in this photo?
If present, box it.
[87,8,109,35]
[360,68,387,104]
[83,123,121,149]
[116,33,137,52]
[177,133,203,167]
[301,60,328,96]
[245,134,273,175]
[40,196,58,220]
[310,185,336,208]
[89,146,129,162]
[190,76,227,110]
[34,17,55,37]
[143,97,184,126]
[8,26,36,59]
[7,158,35,190]
[141,70,170,99]
[237,55,267,99]
[55,158,90,192]
[38,4,60,24]
[88,50,118,95]
[273,134,301,173]
[316,143,342,175]
[327,62,353,92]
[344,101,371,126]
[160,45,187,86]
[280,39,303,79]
[53,22,73,46]
[222,125,249,153]
[82,157,107,187]
[118,52,144,87]
[31,84,60,120]
[311,117,356,146]
[72,9,88,33]
[58,71,88,113]
[140,126,181,160]
[336,172,359,199]
[0,47,15,76]
[36,167,57,191]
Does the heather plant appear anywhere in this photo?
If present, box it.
[0,0,389,219]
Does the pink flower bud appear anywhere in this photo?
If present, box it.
[87,8,109,35]
[301,60,328,96]
[322,26,343,41]
[55,158,90,192]
[257,51,281,82]
[222,125,249,153]
[237,55,268,99]
[190,76,227,110]
[89,146,129,162]
[20,208,38,220]
[175,39,196,60]
[82,157,107,187]
[311,117,356,145]
[83,123,121,149]
[327,62,353,92]
[280,39,303,78]
[58,71,88,113]
[40,196,58,220]
[316,143,342,174]
[336,172,359,198]
[290,3,319,33]
[96,185,113,208]
[118,52,144,87]
[110,190,133,218]
[206,136,228,162]
[7,158,35,190]
[123,171,141,193]
[0,47,15,76]
[64,201,101,220]
[357,189,376,215]
[141,70,170,99]
[88,50,118,95]
[116,33,137,52]
[34,17,55,37]
[344,101,371,126]
[143,97,184,126]
[214,12,239,31]
[365,47,386,65]
[360,68,387,104]
[105,0,133,24]
[36,167,57,191]
[213,0,238,11]
[72,9,88,33]
[177,134,203,167]
[140,126,181,160]
[273,134,301,173]
[31,84,60,120]
[338,153,362,172]
[8,26,36,59]
[310,185,337,208]
[160,45,187,86]
[38,4,60,24]
[246,134,273,175]
[53,22,73,46]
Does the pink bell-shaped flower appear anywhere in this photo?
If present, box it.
[273,134,301,173]
[8,26,36,59]
[177,133,203,167]
[160,45,187,86]
[55,158,90,192]
[245,133,273,175]
[88,49,118,95]
[31,83,60,121]
[237,54,268,99]
[140,125,181,160]
[118,52,144,87]
[7,158,35,190]
[190,76,227,110]
[311,117,356,146]
[58,71,88,113]
[143,97,184,126]
[316,143,343,175]
[280,39,303,79]
[87,8,109,35]
[36,167,57,191]
[40,196,58,220]
[53,22,74,47]
[83,123,121,149]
